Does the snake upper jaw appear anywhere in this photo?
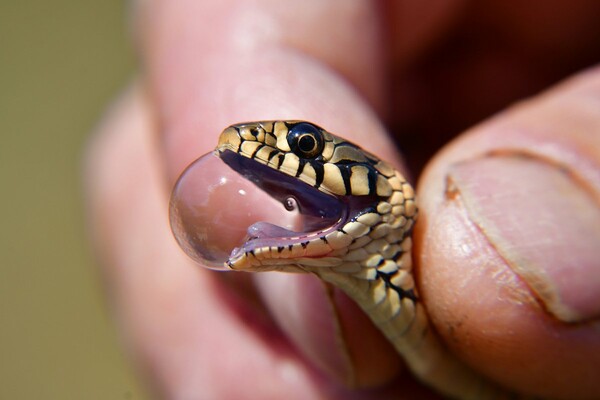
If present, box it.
[217,126,243,151]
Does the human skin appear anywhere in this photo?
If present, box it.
[85,1,600,399]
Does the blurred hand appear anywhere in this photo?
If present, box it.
[85,1,600,399]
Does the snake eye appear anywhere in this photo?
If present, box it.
[287,122,324,159]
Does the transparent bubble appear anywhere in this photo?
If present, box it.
[169,152,303,270]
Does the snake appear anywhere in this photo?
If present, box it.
[173,120,512,399]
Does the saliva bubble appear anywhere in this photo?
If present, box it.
[169,152,302,270]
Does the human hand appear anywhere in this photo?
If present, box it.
[86,1,600,398]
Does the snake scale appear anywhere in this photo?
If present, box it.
[178,120,512,399]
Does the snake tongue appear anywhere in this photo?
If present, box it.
[247,221,302,240]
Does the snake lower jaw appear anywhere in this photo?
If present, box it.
[226,243,346,272]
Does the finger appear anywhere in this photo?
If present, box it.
[133,0,411,388]
[85,85,334,399]
[87,85,438,400]
[415,67,600,398]
[135,1,398,179]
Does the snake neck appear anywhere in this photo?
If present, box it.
[308,171,513,400]
[309,167,426,373]
[312,167,418,310]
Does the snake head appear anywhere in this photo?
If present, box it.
[217,121,393,198]
[170,120,416,274]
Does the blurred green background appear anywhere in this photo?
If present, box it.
[0,2,146,399]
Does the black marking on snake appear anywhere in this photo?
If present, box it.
[288,244,293,251]
[266,131,277,141]
[320,237,328,244]
[250,127,260,137]
[266,149,279,163]
[250,144,265,159]
[277,246,284,253]
[260,122,269,131]
[311,160,324,188]
[276,154,285,169]
[295,158,306,178]
[338,164,352,195]
[367,169,378,195]
[331,158,361,166]
[300,241,309,249]
[376,270,417,301]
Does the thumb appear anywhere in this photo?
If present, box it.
[416,67,600,399]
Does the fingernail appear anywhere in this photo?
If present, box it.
[448,155,600,322]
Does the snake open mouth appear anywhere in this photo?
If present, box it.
[219,150,348,261]
[169,149,376,269]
